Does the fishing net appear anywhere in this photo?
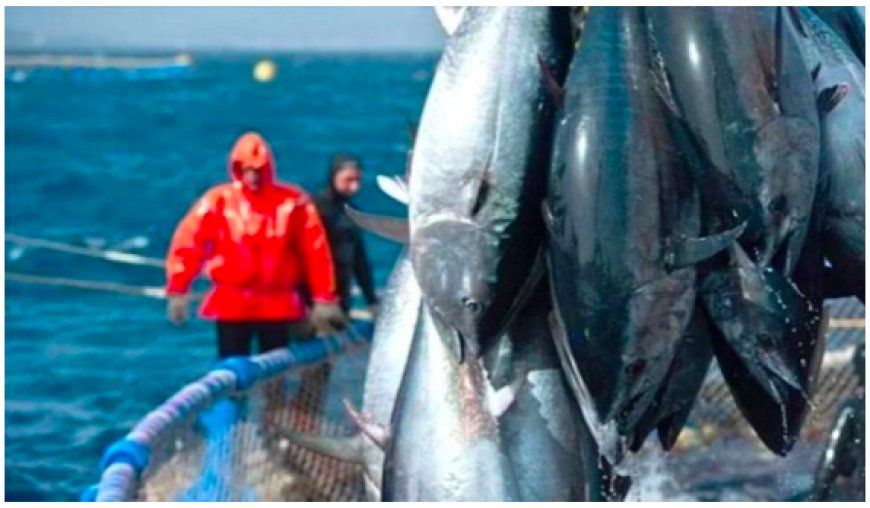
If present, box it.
[135,343,371,502]
[627,297,865,502]
[90,298,863,502]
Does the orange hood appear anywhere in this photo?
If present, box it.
[228,132,276,187]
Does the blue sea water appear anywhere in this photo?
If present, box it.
[5,52,437,501]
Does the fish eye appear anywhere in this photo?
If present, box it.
[461,297,484,315]
[625,359,646,380]
[767,196,787,216]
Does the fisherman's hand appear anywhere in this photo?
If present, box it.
[310,302,348,336]
[167,294,190,325]
[287,318,316,339]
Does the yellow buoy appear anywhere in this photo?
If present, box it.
[174,53,193,66]
[253,59,277,83]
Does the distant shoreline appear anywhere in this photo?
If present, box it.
[5,53,193,70]
[4,49,442,71]
[4,47,443,58]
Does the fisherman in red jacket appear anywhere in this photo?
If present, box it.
[165,132,347,358]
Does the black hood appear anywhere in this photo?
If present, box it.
[322,153,361,203]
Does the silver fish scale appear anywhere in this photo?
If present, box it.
[409,7,555,228]
[528,369,578,451]
[362,254,420,427]
[357,253,421,500]
[384,307,518,501]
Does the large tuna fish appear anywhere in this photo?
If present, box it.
[797,7,865,302]
[718,5,865,454]
[647,7,820,274]
[279,253,420,501]
[485,281,596,501]
[543,6,739,447]
[698,242,823,454]
[648,6,826,454]
[402,7,572,361]
[381,303,521,501]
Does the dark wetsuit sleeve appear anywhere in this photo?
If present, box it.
[353,229,379,305]
[809,402,858,501]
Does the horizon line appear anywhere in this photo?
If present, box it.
[5,45,444,55]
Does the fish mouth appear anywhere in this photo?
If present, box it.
[453,328,480,364]
[608,383,655,436]
[429,312,477,364]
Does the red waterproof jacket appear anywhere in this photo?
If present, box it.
[165,132,339,321]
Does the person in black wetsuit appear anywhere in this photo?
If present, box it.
[313,153,380,317]
[279,154,380,429]
[808,343,865,501]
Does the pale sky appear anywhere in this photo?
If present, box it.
[6,7,446,52]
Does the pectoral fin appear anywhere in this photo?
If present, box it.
[486,367,527,418]
[665,222,747,270]
[344,205,409,244]
[542,202,570,253]
[818,83,850,114]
